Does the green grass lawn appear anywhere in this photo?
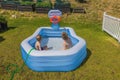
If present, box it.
[0,9,120,80]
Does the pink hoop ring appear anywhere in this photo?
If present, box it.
[50,16,61,24]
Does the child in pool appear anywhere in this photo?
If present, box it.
[62,32,72,50]
[35,35,48,50]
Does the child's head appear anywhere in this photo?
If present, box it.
[36,35,41,41]
[62,32,68,40]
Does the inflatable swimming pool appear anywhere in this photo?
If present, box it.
[20,27,87,72]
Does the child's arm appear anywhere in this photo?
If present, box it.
[36,45,41,50]
[63,42,68,50]
[35,42,41,50]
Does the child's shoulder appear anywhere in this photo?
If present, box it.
[36,41,40,44]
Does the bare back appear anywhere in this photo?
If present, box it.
[63,38,72,50]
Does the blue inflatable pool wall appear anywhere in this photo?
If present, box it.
[21,27,87,72]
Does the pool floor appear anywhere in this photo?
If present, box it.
[46,37,64,50]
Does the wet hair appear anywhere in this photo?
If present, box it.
[62,32,68,40]
[36,35,41,41]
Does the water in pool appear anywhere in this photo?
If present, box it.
[42,37,64,50]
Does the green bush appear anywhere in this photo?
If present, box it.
[21,0,33,2]
[55,0,71,8]
[37,0,43,2]
[56,0,69,3]
[0,15,7,23]
[2,0,20,4]
[36,1,52,8]
[3,0,19,1]
[12,0,19,1]
[20,1,33,5]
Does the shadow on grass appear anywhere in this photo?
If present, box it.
[8,26,16,30]
[81,48,91,66]
[72,48,92,71]
[0,36,5,43]
[0,26,17,34]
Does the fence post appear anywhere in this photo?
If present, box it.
[102,12,106,31]
[118,19,120,43]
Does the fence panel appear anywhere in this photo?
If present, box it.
[102,12,120,42]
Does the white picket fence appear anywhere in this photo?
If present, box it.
[102,12,120,42]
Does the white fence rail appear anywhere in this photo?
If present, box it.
[102,12,120,42]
